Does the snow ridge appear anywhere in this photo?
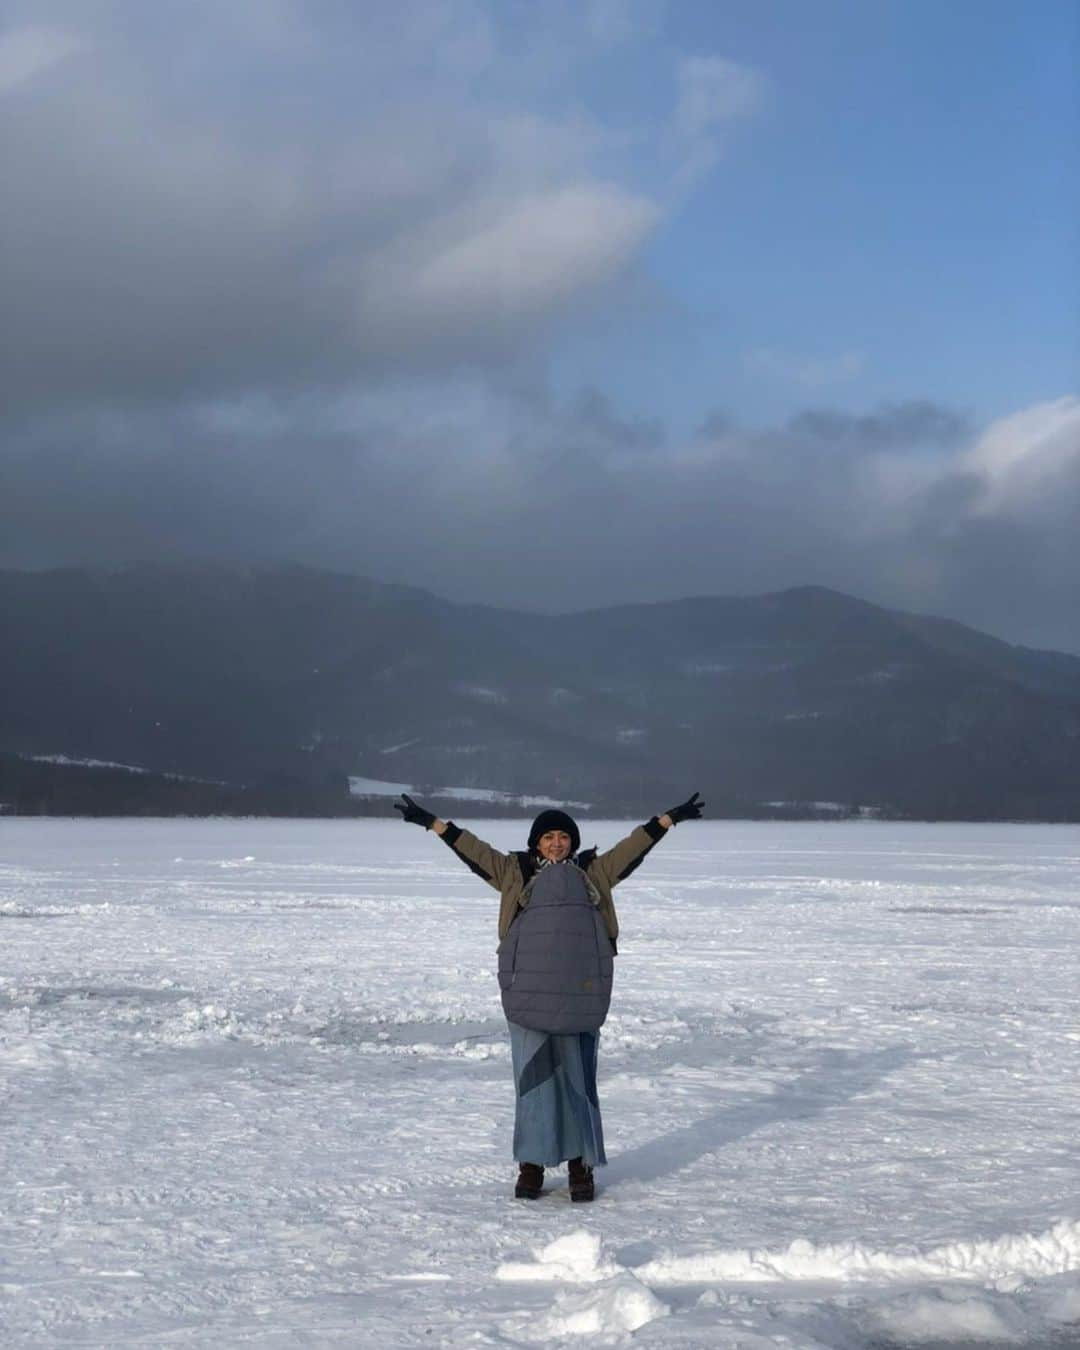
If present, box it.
[497,1221,1080,1345]
[637,1217,1080,1286]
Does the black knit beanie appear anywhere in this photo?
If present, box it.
[527,808,580,855]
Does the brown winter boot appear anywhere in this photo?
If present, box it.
[515,1162,544,1199]
[568,1157,594,1203]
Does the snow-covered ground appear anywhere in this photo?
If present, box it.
[2,818,1079,1348]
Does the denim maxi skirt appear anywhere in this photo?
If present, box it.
[508,1021,607,1167]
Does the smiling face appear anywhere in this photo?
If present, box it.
[536,829,573,862]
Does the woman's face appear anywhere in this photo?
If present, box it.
[537,829,573,862]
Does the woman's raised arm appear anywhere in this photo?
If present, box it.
[393,794,512,890]
[590,791,704,888]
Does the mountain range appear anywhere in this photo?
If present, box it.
[3,563,1079,819]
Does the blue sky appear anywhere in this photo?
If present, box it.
[548,0,1077,431]
[1,1,1078,649]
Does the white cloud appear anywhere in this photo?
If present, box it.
[963,396,1080,516]
[0,25,79,93]
[671,54,767,189]
[385,185,659,322]
[585,0,662,44]
[745,347,865,390]
[676,55,766,138]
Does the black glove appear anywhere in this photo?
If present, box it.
[666,791,704,824]
[394,793,436,829]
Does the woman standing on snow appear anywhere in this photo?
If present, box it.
[394,793,704,1202]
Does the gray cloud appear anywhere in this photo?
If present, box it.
[786,402,972,452]
[0,4,659,414]
[1,6,1077,656]
[3,387,1078,653]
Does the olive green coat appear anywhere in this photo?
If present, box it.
[438,817,668,945]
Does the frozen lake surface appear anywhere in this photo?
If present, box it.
[2,818,1079,1348]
